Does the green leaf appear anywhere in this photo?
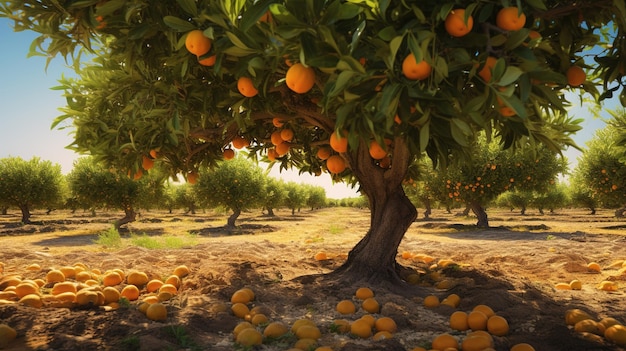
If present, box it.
[349,21,366,55]
[378,26,397,41]
[318,25,340,54]
[419,122,430,152]
[329,71,358,97]
[163,16,196,32]
[226,32,251,50]
[525,0,547,10]
[498,66,523,86]
[336,3,362,19]
[176,0,198,16]
[239,0,276,32]
[450,118,471,147]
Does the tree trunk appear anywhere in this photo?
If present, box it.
[332,138,417,284]
[423,197,432,219]
[227,208,241,228]
[1,207,8,215]
[520,206,527,215]
[267,207,275,216]
[462,206,471,216]
[19,204,31,224]
[590,207,596,215]
[616,206,626,218]
[114,207,136,231]
[470,201,489,228]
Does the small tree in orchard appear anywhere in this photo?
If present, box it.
[171,183,201,215]
[573,112,626,216]
[194,157,266,227]
[4,0,626,283]
[533,183,570,214]
[304,184,327,210]
[262,177,287,216]
[283,182,308,215]
[0,157,64,223]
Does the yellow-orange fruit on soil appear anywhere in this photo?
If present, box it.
[102,286,121,304]
[236,327,262,346]
[231,289,253,304]
[450,311,469,331]
[565,309,593,325]
[445,9,474,37]
[185,30,212,57]
[467,310,488,331]
[402,53,432,80]
[0,323,17,348]
[355,287,374,300]
[250,313,268,326]
[336,299,356,315]
[314,251,328,261]
[127,271,149,286]
[566,66,587,87]
[423,295,440,308]
[326,155,346,174]
[121,285,140,301]
[146,279,163,293]
[329,131,348,153]
[487,315,509,336]
[362,297,380,313]
[263,321,289,338]
[295,325,322,340]
[285,63,316,94]
[14,283,39,299]
[52,281,77,295]
[237,76,258,97]
[462,334,493,351]
[102,271,123,287]
[165,275,181,289]
[587,261,601,272]
[46,270,65,283]
[431,333,459,350]
[333,319,351,333]
[570,279,583,290]
[496,7,526,31]
[510,343,536,351]
[231,302,250,318]
[472,304,495,318]
[374,317,397,333]
[233,321,254,338]
[146,302,168,321]
[19,294,43,308]
[291,319,317,333]
[604,324,626,346]
[350,318,373,338]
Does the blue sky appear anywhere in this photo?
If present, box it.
[0,17,616,196]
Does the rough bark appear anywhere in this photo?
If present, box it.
[423,197,432,219]
[19,204,31,224]
[266,207,275,216]
[616,206,626,218]
[331,138,417,284]
[520,206,527,215]
[470,201,489,228]
[227,208,241,228]
[114,207,136,231]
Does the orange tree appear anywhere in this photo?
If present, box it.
[2,0,625,283]
[572,111,626,216]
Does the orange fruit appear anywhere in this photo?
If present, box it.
[146,302,168,321]
[355,287,374,300]
[462,334,492,351]
[237,76,258,97]
[149,149,159,159]
[231,136,249,149]
[373,331,393,340]
[280,128,294,142]
[329,130,349,152]
[296,325,322,340]
[431,333,459,350]
[141,155,154,170]
[567,65,586,86]
[231,302,250,318]
[604,324,626,346]
[487,315,509,336]
[285,63,316,94]
[510,343,536,351]
[402,53,432,80]
[146,279,163,293]
[75,271,92,282]
[0,324,17,348]
[467,310,488,331]
[59,266,76,279]
[369,140,387,159]
[270,130,284,146]
[250,313,268,326]
[350,319,372,338]
[445,9,474,37]
[443,293,461,307]
[374,317,397,333]
[275,141,290,156]
[272,117,285,128]
[326,155,346,174]
[294,338,318,350]
[496,7,526,31]
[102,272,123,287]
[165,275,181,289]
[233,321,254,338]
[478,56,497,82]
[574,319,603,335]
[472,304,495,318]
[565,309,593,325]
[336,299,356,314]
[158,283,177,295]
[187,171,199,184]
[231,289,253,304]
[587,262,601,272]
[236,328,262,346]
[239,288,255,301]
[267,148,278,161]
[359,314,376,327]
[185,30,212,57]
[75,290,99,307]
[423,295,440,308]
[263,321,289,338]
[332,319,351,333]
[102,286,121,304]
[127,271,149,286]
[198,54,216,66]
[499,106,516,117]
[120,285,140,301]
[291,319,317,333]
[316,146,332,160]
[46,270,65,283]
[314,251,328,261]
[51,282,77,295]
[173,265,190,278]
[19,293,43,308]
[223,149,235,160]
[450,311,469,331]
[14,283,39,299]
[362,297,380,313]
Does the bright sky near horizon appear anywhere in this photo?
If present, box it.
[0,17,618,199]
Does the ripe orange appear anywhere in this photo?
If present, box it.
[510,343,536,351]
[14,283,39,299]
[102,272,123,287]
[565,309,593,325]
[267,148,278,161]
[231,302,250,318]
[250,313,268,326]
[461,334,492,351]
[467,310,488,331]
[291,319,317,333]
[127,271,149,286]
[280,128,294,142]
[373,331,393,340]
[185,30,212,57]
[223,149,235,160]
[198,55,216,66]
[263,321,289,338]
[472,304,495,318]
[237,76,258,97]
[141,155,154,170]
[0,324,17,348]
[359,314,376,327]
[231,289,253,304]
[275,142,290,156]
[350,319,372,338]
[362,297,380,313]
[102,286,121,304]
[158,283,177,295]
[19,294,43,308]
[496,7,526,31]
[369,140,387,159]
[567,65,586,86]
[314,251,328,261]
[272,117,285,128]
[402,53,432,80]
[285,63,316,94]
[329,130,349,152]
[187,171,199,184]
[236,328,263,346]
[423,295,440,308]
[604,324,626,346]
[374,317,397,333]
[232,136,250,149]
[478,56,497,82]
[295,325,322,340]
[336,299,356,314]
[326,155,346,174]
[587,262,601,272]
[355,287,374,300]
[120,285,140,301]
[270,130,284,146]
[450,311,469,331]
[332,319,351,333]
[431,333,459,350]
[46,270,65,283]
[316,146,332,160]
[146,279,163,293]
[445,9,474,37]
[146,302,168,321]
[51,282,77,295]
[233,321,254,338]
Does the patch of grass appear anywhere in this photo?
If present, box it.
[119,336,140,350]
[546,234,557,240]
[95,226,123,248]
[130,232,199,249]
[329,224,344,235]
[167,325,202,350]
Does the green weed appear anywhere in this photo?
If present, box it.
[95,226,123,248]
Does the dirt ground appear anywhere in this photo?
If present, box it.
[1,206,626,351]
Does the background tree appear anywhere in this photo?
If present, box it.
[573,112,626,216]
[195,157,266,227]
[304,184,327,210]
[172,183,200,215]
[533,183,570,214]
[262,177,287,217]
[3,0,625,283]
[283,182,308,215]
[0,157,64,223]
